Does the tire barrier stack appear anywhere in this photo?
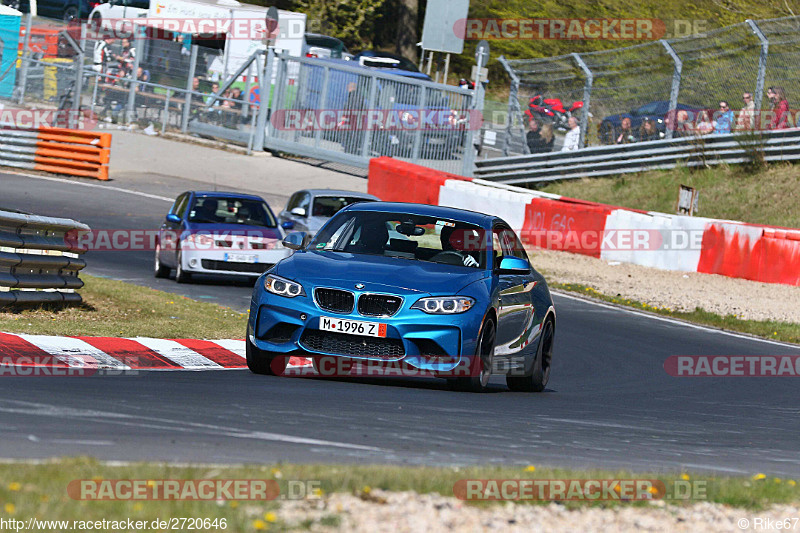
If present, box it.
[369,157,800,287]
[0,210,90,308]
[0,127,111,180]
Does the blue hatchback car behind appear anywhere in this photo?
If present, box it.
[247,202,555,393]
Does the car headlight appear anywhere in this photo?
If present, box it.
[411,296,475,314]
[264,274,305,298]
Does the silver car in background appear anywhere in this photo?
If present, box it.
[278,189,380,236]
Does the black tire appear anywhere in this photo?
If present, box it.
[63,5,79,22]
[507,318,554,392]
[449,318,496,393]
[154,243,170,278]
[246,336,287,376]
[174,251,191,283]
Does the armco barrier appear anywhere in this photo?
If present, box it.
[369,158,800,287]
[0,210,90,308]
[367,157,471,206]
[0,127,111,180]
[474,129,800,186]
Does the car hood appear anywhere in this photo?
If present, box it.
[275,250,488,296]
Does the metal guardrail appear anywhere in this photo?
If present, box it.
[474,129,800,185]
[0,210,90,308]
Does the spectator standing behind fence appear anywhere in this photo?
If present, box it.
[767,86,789,130]
[713,101,735,134]
[616,116,635,144]
[736,92,755,131]
[638,118,660,142]
[135,67,150,93]
[527,118,552,153]
[115,38,136,79]
[696,111,714,135]
[93,37,114,80]
[561,116,581,151]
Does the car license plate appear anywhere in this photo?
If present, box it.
[320,316,387,337]
[224,253,258,263]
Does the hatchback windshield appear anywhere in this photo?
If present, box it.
[311,196,376,218]
[310,211,486,269]
[188,197,277,227]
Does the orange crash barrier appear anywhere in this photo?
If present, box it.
[0,127,112,181]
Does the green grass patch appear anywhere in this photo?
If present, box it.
[538,163,800,229]
[0,458,796,529]
[0,275,247,339]
[550,282,800,345]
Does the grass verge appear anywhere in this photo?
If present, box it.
[0,275,247,339]
[538,163,800,229]
[550,282,800,345]
[0,458,797,531]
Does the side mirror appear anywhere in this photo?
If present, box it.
[166,214,181,224]
[497,256,530,275]
[281,220,295,230]
[290,207,306,217]
[282,231,308,251]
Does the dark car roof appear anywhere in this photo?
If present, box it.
[191,191,267,202]
[300,189,380,199]
[345,201,495,227]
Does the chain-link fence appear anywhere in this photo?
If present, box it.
[5,15,482,175]
[500,16,800,155]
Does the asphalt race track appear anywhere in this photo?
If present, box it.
[2,171,800,475]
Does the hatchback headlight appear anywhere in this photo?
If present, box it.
[411,296,474,314]
[264,274,305,298]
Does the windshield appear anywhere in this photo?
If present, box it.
[188,197,277,227]
[309,211,487,269]
[311,196,376,218]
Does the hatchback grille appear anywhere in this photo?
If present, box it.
[314,288,355,313]
[358,294,402,317]
[300,330,405,359]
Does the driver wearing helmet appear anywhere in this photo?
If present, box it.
[440,225,479,267]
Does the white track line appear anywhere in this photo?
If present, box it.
[3,171,174,203]
[15,334,130,369]
[128,338,222,369]
[552,290,800,349]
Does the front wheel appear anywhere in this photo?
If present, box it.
[62,5,79,22]
[507,319,553,392]
[246,337,287,376]
[174,251,191,283]
[154,243,170,278]
[449,318,496,393]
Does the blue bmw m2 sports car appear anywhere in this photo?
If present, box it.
[246,202,555,392]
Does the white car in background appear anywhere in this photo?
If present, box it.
[89,0,148,32]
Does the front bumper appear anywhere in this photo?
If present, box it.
[248,288,485,372]
[181,248,290,277]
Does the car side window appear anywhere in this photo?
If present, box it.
[170,194,188,218]
[127,0,149,8]
[286,193,302,211]
[287,192,311,216]
[494,225,529,264]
